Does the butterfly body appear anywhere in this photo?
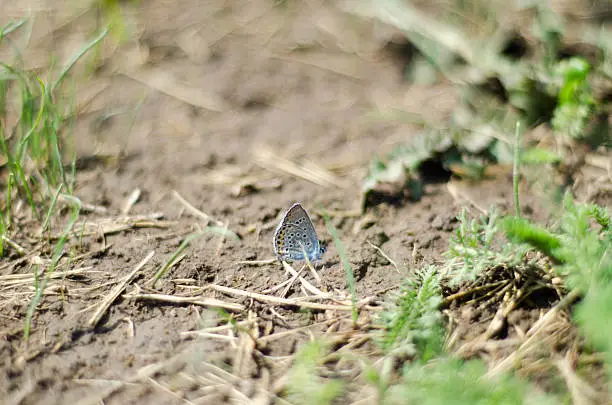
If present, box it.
[273,202,325,262]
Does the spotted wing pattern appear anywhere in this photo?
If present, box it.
[273,203,322,261]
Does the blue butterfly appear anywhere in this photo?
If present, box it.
[273,202,325,262]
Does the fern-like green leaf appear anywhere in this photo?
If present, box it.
[287,341,344,405]
[377,266,444,360]
[387,357,558,405]
[502,216,561,260]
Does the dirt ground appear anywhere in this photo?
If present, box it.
[1,1,609,404]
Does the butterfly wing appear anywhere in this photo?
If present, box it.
[273,203,322,261]
[274,222,310,260]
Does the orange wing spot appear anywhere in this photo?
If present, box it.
[276,229,285,249]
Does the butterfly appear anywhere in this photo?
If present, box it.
[273,202,325,262]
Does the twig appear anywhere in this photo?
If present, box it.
[367,241,400,273]
[172,190,220,225]
[89,251,155,327]
[446,182,488,215]
[2,236,26,256]
[122,188,141,215]
[236,259,276,265]
[486,290,581,378]
[441,280,507,308]
[128,292,245,312]
[209,284,358,311]
[556,351,599,405]
[281,261,325,296]
[59,194,107,214]
[280,264,307,298]
[181,320,254,338]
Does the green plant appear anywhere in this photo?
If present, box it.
[358,142,609,401]
[96,0,135,43]
[323,211,358,324]
[0,22,108,256]
[24,200,81,342]
[286,340,344,405]
[361,127,558,208]
[358,1,608,203]
[503,196,612,368]
[550,57,597,139]
[503,196,610,291]
[386,357,557,405]
[512,122,521,217]
[444,207,532,285]
[361,130,456,207]
[377,265,444,360]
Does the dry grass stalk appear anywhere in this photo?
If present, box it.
[254,148,346,188]
[88,251,155,327]
[50,213,172,240]
[121,68,228,112]
[259,317,347,343]
[280,264,307,298]
[281,261,325,296]
[0,267,96,288]
[128,290,245,312]
[367,241,400,273]
[181,320,255,339]
[209,283,371,311]
[237,259,277,265]
[483,283,525,340]
[233,311,258,379]
[121,188,141,215]
[441,280,508,308]
[446,182,488,215]
[263,274,298,295]
[556,352,600,405]
[486,290,581,378]
[58,194,107,214]
[214,221,230,256]
[172,190,223,226]
[2,236,26,256]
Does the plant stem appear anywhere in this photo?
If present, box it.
[513,121,521,217]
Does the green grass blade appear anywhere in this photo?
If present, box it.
[513,121,521,217]
[378,265,443,359]
[5,168,13,230]
[23,202,80,342]
[18,76,46,152]
[14,163,38,219]
[41,184,63,235]
[51,27,109,92]
[0,19,27,38]
[502,216,561,261]
[0,207,5,257]
[322,211,358,325]
[286,340,344,405]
